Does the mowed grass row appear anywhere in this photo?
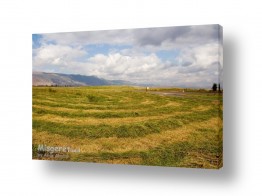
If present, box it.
[32,89,220,119]
[32,108,219,139]
[33,87,221,139]
[33,86,217,111]
[32,86,223,168]
[33,117,222,168]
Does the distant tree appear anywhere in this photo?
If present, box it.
[212,83,217,92]
[218,83,221,92]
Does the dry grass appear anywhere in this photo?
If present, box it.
[33,104,148,113]
[164,101,182,107]
[33,117,220,154]
[192,105,212,112]
[33,86,223,168]
[32,112,191,126]
[104,157,143,165]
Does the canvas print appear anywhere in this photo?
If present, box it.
[32,24,223,169]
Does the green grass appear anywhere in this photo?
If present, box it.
[32,86,223,169]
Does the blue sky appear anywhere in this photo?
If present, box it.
[32,36,180,63]
[32,25,223,87]
[32,34,42,49]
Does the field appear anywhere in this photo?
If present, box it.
[32,86,223,169]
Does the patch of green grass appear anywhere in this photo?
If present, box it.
[70,141,192,167]
[87,94,107,102]
[33,107,218,139]
[32,114,185,139]
[70,150,140,163]
[140,141,192,166]
[69,128,222,168]
[48,88,57,93]
[33,105,217,138]
[32,144,38,158]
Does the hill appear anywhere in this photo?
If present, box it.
[32,72,136,86]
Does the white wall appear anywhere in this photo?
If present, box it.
[0,0,261,195]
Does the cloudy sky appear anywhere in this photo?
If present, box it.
[32,24,223,88]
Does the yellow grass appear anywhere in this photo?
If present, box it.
[33,117,221,154]
[32,112,191,126]
[192,105,212,112]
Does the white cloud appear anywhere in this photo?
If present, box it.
[33,43,221,87]
[41,29,135,46]
[33,25,223,88]
[40,25,220,51]
[79,53,165,82]
[174,43,221,87]
[33,44,86,67]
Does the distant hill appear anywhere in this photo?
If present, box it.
[32,72,136,86]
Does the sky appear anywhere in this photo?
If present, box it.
[32,24,223,88]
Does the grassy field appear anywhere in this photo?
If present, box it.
[32,86,223,169]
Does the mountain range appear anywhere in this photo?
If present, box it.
[32,72,136,86]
